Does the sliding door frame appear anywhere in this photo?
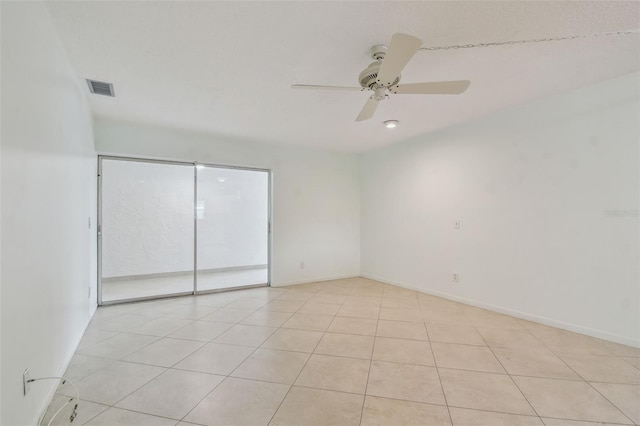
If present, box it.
[97,155,272,306]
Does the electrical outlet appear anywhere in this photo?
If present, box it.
[452,273,459,283]
[23,368,31,396]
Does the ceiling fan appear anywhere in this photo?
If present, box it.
[292,33,470,122]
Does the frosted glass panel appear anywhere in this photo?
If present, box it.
[101,159,194,302]
[196,167,269,291]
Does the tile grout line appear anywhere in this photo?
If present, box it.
[53,280,640,425]
[178,285,317,425]
[78,289,275,424]
[476,327,545,422]
[264,285,334,425]
[419,298,455,426]
[358,287,382,426]
[552,351,638,425]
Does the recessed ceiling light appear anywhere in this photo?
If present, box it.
[383,120,399,129]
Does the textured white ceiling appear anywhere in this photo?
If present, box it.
[46,1,639,152]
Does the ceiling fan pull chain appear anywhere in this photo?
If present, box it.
[420,29,640,51]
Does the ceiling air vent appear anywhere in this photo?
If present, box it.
[86,79,115,97]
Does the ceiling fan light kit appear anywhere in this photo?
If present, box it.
[384,120,399,129]
[292,32,471,122]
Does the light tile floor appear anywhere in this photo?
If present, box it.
[42,278,640,425]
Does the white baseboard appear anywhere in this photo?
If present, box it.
[273,274,360,288]
[36,307,96,426]
[362,274,640,349]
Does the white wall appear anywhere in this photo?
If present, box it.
[361,72,640,347]
[94,119,360,286]
[0,2,97,425]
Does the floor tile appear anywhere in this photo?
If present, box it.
[129,317,194,337]
[295,354,370,394]
[184,377,289,426]
[540,418,626,426]
[72,361,165,405]
[261,328,324,353]
[189,293,241,307]
[241,310,293,327]
[166,305,218,320]
[367,360,445,405]
[492,347,581,380]
[513,376,631,423]
[281,313,333,331]
[270,386,363,426]
[448,407,543,425]
[381,296,420,309]
[373,337,435,366]
[476,327,543,349]
[361,396,451,426]
[169,321,233,342]
[201,308,255,323]
[317,285,353,296]
[43,279,640,426]
[590,382,640,424]
[336,304,379,319]
[560,354,640,384]
[439,369,534,415]
[432,342,505,373]
[376,320,428,340]
[231,348,309,384]
[174,342,254,375]
[600,341,640,357]
[327,317,377,336]
[214,324,277,347]
[298,302,341,316]
[379,307,423,322]
[465,312,524,330]
[310,293,347,304]
[84,407,177,425]
[344,295,381,306]
[63,354,115,382]
[423,309,473,326]
[426,324,486,346]
[314,333,374,359]
[115,369,223,419]
[383,286,418,298]
[41,396,108,426]
[76,329,120,352]
[124,337,205,367]
[224,297,269,310]
[96,314,156,333]
[76,333,159,360]
[622,357,640,369]
[350,288,384,297]
[274,292,315,301]
[527,326,615,356]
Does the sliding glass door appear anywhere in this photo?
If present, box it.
[98,157,270,304]
[196,166,269,292]
[99,158,195,303]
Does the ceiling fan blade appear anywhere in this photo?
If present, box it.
[390,80,471,95]
[356,98,379,122]
[376,33,423,87]
[292,84,364,91]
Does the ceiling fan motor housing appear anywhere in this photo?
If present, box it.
[358,61,400,90]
